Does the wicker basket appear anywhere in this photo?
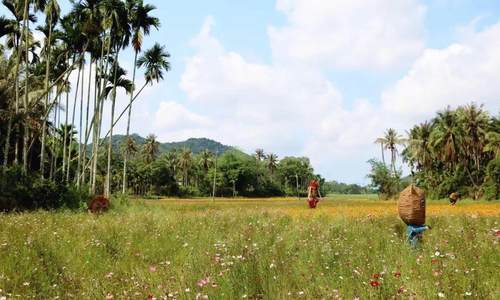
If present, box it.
[398,185,426,225]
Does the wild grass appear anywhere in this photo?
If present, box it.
[0,198,499,299]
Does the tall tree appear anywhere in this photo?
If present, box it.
[254,148,265,161]
[267,153,278,175]
[39,0,60,178]
[199,149,213,171]
[430,108,463,169]
[179,148,192,186]
[142,134,159,163]
[122,0,159,194]
[377,128,405,174]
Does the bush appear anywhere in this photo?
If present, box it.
[482,157,500,200]
[0,167,91,211]
[367,159,401,199]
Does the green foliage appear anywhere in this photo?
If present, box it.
[0,199,498,298]
[0,167,90,211]
[399,104,499,199]
[367,159,401,199]
[102,134,233,155]
[482,157,500,200]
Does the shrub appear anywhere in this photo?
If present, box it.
[0,167,90,211]
[482,157,500,200]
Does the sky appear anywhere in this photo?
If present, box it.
[4,0,500,184]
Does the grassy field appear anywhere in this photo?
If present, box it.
[0,198,499,299]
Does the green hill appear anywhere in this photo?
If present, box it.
[91,134,233,155]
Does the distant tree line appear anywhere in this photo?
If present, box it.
[369,104,499,200]
[321,180,375,195]
[108,139,322,197]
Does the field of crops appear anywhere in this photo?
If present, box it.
[0,197,499,299]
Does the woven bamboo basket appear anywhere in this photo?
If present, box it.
[398,185,426,225]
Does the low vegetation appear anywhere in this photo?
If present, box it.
[0,198,498,299]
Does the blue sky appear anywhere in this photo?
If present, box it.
[6,0,500,184]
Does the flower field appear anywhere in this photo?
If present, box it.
[0,198,499,299]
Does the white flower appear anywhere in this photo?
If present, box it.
[0,296,6,300]
[298,291,305,296]
[185,288,190,293]
[435,251,441,257]
[269,263,276,269]
[465,292,472,296]
[438,292,445,298]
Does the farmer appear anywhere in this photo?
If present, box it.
[307,180,322,208]
[406,224,431,248]
[449,192,460,205]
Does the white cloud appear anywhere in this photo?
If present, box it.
[154,101,211,134]
[269,0,426,70]
[382,22,500,121]
[178,16,390,183]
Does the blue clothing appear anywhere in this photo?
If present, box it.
[406,224,429,248]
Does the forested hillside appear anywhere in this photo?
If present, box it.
[90,134,233,155]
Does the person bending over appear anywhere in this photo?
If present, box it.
[406,224,431,248]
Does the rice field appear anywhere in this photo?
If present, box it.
[0,197,499,299]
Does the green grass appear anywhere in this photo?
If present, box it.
[0,199,499,299]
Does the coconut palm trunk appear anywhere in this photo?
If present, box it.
[62,71,69,179]
[81,59,93,185]
[40,17,53,178]
[2,118,13,172]
[76,60,86,186]
[122,50,138,194]
[105,49,121,197]
[66,63,82,182]
[91,35,112,194]
[51,92,61,180]
[380,143,385,165]
[22,1,32,174]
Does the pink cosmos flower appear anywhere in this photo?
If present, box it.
[197,277,210,287]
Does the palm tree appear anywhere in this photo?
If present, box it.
[0,51,15,171]
[0,8,20,171]
[199,149,213,171]
[484,115,500,158]
[458,103,488,171]
[39,0,60,178]
[121,136,138,159]
[179,148,192,186]
[377,128,406,174]
[137,43,170,84]
[2,0,30,167]
[254,148,265,161]
[165,149,179,175]
[70,0,103,186]
[122,0,159,194]
[484,131,500,157]
[430,108,463,169]
[142,134,159,164]
[104,63,133,196]
[267,153,278,174]
[403,122,433,171]
[374,138,385,165]
[21,0,47,173]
